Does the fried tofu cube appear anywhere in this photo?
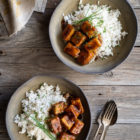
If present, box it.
[60,132,76,140]
[50,116,62,134]
[71,31,86,47]
[53,102,67,115]
[64,42,80,58]
[70,119,84,135]
[81,21,97,38]
[71,98,84,114]
[61,115,74,130]
[77,49,95,65]
[84,38,102,54]
[66,105,80,118]
[62,24,75,42]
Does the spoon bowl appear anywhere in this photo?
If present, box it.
[106,101,118,125]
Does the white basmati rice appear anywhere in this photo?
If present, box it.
[63,1,128,58]
[14,83,66,140]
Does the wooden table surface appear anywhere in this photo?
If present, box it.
[0,0,140,139]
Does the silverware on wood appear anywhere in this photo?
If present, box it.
[100,101,117,140]
[93,104,107,140]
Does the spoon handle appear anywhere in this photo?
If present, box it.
[100,125,109,140]
[93,123,102,140]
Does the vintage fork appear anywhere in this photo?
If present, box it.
[100,101,117,140]
[94,102,108,140]
[93,110,103,140]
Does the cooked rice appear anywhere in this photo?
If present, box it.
[14,83,66,140]
[63,0,128,58]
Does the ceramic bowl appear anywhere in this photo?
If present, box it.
[49,0,138,74]
[6,75,92,140]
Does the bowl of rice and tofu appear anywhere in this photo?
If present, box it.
[6,75,92,140]
[49,0,138,74]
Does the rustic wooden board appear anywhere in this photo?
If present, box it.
[0,8,139,45]
[0,0,140,140]
[128,0,140,8]
[1,86,140,124]
[0,5,140,44]
[0,47,139,86]
[1,122,140,140]
[46,0,140,9]
[135,9,140,46]
[89,123,140,140]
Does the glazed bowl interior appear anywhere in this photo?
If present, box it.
[6,75,92,140]
[49,0,137,74]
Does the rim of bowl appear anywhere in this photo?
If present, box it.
[6,74,92,140]
[49,0,138,74]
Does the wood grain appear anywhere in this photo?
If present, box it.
[0,47,139,86]
[1,123,140,140]
[135,9,140,46]
[89,123,140,140]
[46,0,140,9]
[128,0,140,8]
[1,86,140,124]
[82,85,140,123]
[0,8,140,45]
[0,8,139,45]
[0,0,140,139]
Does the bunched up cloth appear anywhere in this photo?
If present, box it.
[0,0,48,36]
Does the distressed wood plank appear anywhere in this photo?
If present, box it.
[46,0,140,9]
[0,47,139,86]
[46,0,61,9]
[1,122,140,140]
[0,9,140,46]
[128,0,140,8]
[1,85,140,139]
[0,0,139,139]
[82,85,140,123]
[1,86,140,123]
[0,9,140,45]
[89,123,140,140]
[135,9,140,46]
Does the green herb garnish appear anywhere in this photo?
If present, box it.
[103,27,106,33]
[30,115,56,140]
[96,20,104,27]
[73,10,101,25]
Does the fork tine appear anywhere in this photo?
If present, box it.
[103,102,113,119]
[100,101,117,140]
[106,102,115,119]
[108,104,117,120]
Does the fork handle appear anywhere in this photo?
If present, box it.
[100,125,109,140]
[93,123,102,140]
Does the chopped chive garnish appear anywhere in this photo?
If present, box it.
[103,27,106,33]
[73,10,101,25]
[30,116,56,140]
[97,20,104,26]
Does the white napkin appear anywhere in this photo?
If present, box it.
[0,0,47,36]
[35,0,48,13]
